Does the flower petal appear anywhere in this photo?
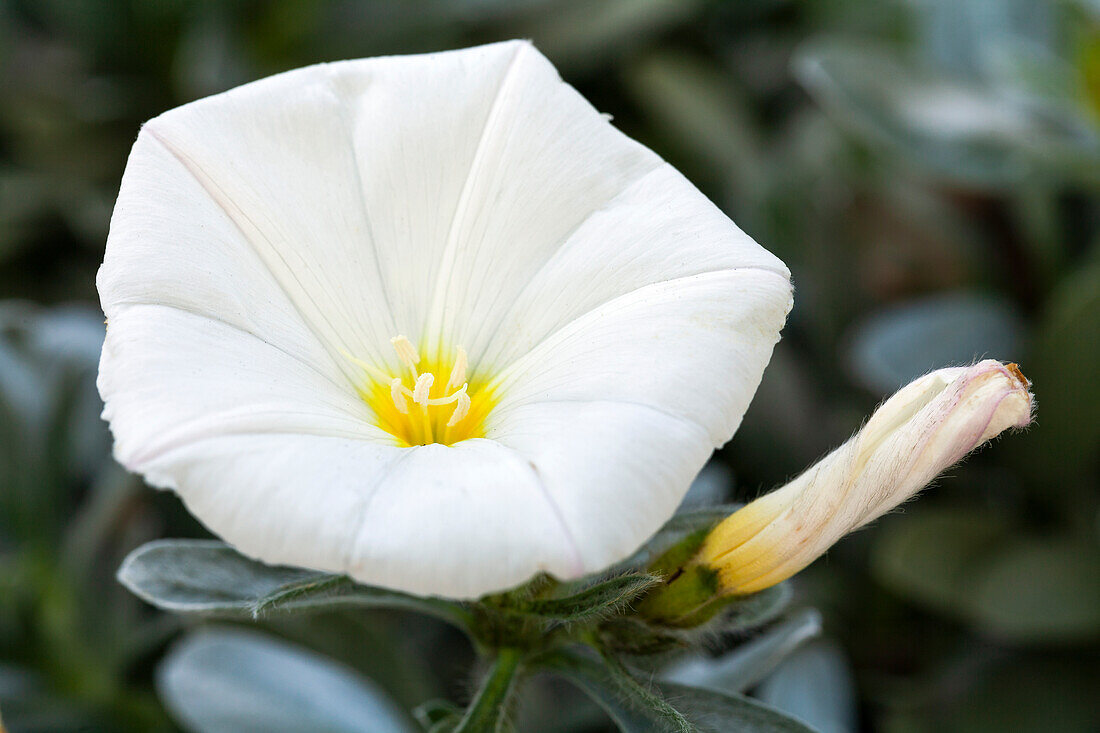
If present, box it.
[483,270,791,570]
[345,440,586,597]
[136,432,402,579]
[492,401,714,573]
[99,304,391,467]
[489,269,793,447]
[98,40,794,598]
[101,306,603,597]
[474,163,789,369]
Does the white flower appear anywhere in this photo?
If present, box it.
[701,360,1034,594]
[97,41,792,598]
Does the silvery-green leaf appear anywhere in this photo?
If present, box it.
[911,0,1054,76]
[981,40,1081,108]
[157,628,413,733]
[1077,0,1100,18]
[118,540,470,626]
[795,39,1100,187]
[0,303,102,449]
[662,609,822,693]
[871,507,1011,616]
[543,649,815,732]
[970,539,1100,642]
[873,509,1100,641]
[693,584,794,635]
[756,640,857,733]
[0,662,38,700]
[845,292,1024,394]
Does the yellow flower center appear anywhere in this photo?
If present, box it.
[350,336,494,447]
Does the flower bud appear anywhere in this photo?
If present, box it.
[701,360,1034,595]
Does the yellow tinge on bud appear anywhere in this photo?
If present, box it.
[701,360,1034,595]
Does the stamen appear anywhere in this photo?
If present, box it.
[368,335,489,446]
[448,391,472,427]
[389,378,409,414]
[446,347,468,393]
[427,383,467,406]
[390,335,420,372]
[412,373,434,406]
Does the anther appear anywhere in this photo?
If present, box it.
[390,335,420,370]
[390,378,409,414]
[448,391,471,427]
[412,373,434,406]
[446,347,468,394]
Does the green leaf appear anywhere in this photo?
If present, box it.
[917,655,1100,733]
[871,507,1012,616]
[118,540,471,626]
[542,649,816,732]
[157,628,414,733]
[1023,254,1100,481]
[663,609,823,694]
[795,38,1100,187]
[969,539,1100,642]
[873,510,1100,641]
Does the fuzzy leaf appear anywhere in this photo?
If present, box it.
[543,650,816,732]
[845,292,1024,394]
[118,540,470,626]
[663,609,823,694]
[756,639,857,733]
[157,628,413,733]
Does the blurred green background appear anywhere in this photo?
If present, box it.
[2,0,1099,730]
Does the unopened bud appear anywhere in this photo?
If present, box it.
[702,360,1033,595]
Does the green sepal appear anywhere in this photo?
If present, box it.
[634,565,720,626]
[599,584,793,655]
[615,505,737,572]
[595,616,696,656]
[645,527,712,579]
[524,573,662,621]
[677,584,792,630]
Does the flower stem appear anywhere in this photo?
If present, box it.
[453,648,523,733]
